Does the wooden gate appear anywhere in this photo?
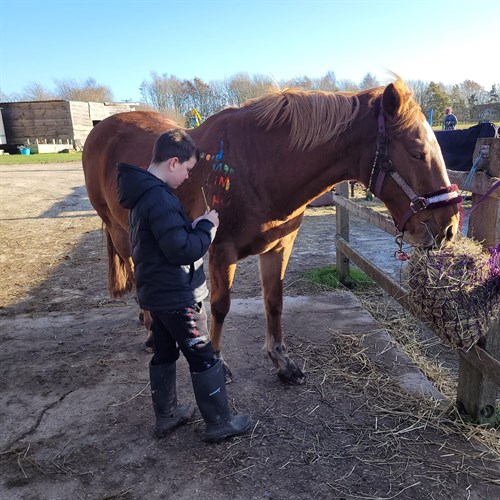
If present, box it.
[334,137,500,425]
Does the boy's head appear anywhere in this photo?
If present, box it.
[149,129,200,188]
[152,129,199,164]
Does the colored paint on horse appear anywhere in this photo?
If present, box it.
[82,78,460,385]
[201,141,236,206]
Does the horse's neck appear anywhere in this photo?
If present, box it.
[264,146,353,214]
[193,110,371,214]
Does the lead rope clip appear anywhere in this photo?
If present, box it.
[394,233,409,261]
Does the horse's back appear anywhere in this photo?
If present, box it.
[83,111,180,180]
[82,111,180,226]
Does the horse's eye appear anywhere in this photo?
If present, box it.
[411,152,425,161]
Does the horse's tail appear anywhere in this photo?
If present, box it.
[105,225,134,298]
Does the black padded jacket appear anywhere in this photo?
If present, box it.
[116,163,216,311]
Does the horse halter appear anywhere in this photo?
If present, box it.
[368,113,462,232]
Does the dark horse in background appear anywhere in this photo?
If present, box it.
[435,122,498,171]
[83,78,460,385]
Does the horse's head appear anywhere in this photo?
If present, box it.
[367,79,461,248]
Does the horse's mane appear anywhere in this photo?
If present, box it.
[244,88,360,151]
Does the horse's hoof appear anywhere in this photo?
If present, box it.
[277,365,306,385]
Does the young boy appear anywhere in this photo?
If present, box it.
[117,129,251,442]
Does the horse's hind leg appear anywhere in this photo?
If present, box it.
[105,224,135,297]
[208,245,237,383]
[259,231,305,385]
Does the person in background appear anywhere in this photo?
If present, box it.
[443,107,458,130]
[117,129,251,442]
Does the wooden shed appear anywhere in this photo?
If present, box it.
[0,100,138,152]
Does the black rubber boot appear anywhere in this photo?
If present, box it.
[191,360,251,443]
[149,361,195,438]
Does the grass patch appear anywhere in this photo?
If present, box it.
[305,265,375,291]
[0,152,82,165]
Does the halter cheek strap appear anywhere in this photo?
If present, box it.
[368,114,462,232]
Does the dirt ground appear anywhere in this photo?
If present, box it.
[0,162,499,500]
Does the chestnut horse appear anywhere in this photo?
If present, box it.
[83,78,460,384]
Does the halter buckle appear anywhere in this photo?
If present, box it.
[380,158,392,171]
[409,197,428,212]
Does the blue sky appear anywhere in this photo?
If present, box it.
[1,0,499,102]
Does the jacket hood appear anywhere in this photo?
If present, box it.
[117,163,167,209]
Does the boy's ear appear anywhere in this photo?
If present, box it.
[166,157,177,170]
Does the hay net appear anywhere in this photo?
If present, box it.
[407,236,500,351]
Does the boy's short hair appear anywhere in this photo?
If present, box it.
[152,129,200,164]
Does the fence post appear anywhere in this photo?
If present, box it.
[335,182,350,280]
[457,137,500,425]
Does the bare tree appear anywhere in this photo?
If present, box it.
[140,72,188,114]
[225,72,255,106]
[0,90,10,102]
[54,78,113,101]
[337,79,359,92]
[250,74,276,99]
[459,80,483,108]
[140,72,169,110]
[407,80,428,108]
[183,77,216,119]
[130,102,184,125]
[314,71,338,92]
[18,82,55,101]
[359,72,379,90]
[208,79,234,111]
[223,72,274,107]
[284,75,313,89]
[218,73,251,106]
[10,71,494,126]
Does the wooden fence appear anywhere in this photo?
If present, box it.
[334,137,500,425]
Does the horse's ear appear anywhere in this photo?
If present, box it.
[381,82,405,119]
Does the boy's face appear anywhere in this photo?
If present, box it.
[165,155,197,189]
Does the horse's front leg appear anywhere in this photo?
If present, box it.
[208,244,237,383]
[259,231,305,385]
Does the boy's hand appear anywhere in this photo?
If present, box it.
[203,209,219,228]
[192,209,219,229]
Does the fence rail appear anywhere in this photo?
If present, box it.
[334,137,500,425]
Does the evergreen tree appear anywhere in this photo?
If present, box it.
[489,84,499,103]
[423,82,448,122]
